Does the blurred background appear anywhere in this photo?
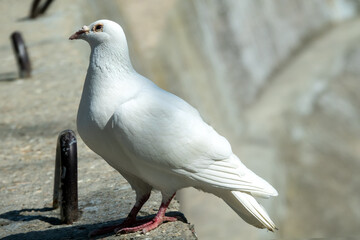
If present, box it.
[2,0,360,239]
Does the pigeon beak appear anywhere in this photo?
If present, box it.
[69,25,90,40]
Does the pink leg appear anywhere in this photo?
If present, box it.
[116,193,177,234]
[89,193,150,237]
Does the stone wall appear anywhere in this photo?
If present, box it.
[108,0,360,239]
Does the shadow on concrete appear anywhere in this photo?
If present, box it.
[0,72,18,81]
[0,207,61,225]
[1,210,187,240]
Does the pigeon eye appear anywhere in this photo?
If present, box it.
[93,24,103,32]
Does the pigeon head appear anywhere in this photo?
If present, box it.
[69,19,126,47]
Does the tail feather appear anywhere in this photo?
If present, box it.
[222,190,277,231]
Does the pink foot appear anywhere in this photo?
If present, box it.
[116,215,178,234]
[89,193,151,237]
[116,193,177,235]
[89,193,177,237]
[89,216,159,237]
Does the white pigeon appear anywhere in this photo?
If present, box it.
[69,19,278,236]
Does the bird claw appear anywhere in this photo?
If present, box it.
[115,216,178,235]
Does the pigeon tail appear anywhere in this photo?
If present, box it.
[221,190,277,231]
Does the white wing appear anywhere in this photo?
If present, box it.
[112,86,277,197]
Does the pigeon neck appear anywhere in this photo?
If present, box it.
[90,42,134,74]
[79,42,138,129]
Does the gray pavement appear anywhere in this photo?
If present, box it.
[0,1,196,239]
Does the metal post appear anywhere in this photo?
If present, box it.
[53,137,61,209]
[30,0,54,19]
[38,0,54,15]
[10,32,31,79]
[53,130,78,224]
[30,0,41,18]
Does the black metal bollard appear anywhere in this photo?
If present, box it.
[10,32,31,79]
[30,0,54,19]
[53,130,78,224]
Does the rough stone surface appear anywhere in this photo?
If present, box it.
[0,1,196,239]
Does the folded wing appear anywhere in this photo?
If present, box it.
[112,87,277,197]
